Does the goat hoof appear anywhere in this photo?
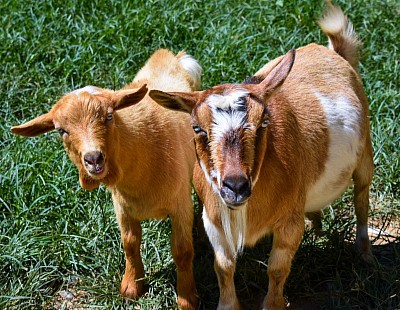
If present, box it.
[178,294,200,310]
[120,277,145,299]
[360,251,377,267]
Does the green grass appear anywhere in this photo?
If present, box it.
[1,0,399,309]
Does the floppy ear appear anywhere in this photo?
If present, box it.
[256,49,296,99]
[11,112,55,137]
[149,90,200,113]
[113,84,148,111]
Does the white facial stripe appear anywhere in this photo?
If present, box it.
[211,109,247,142]
[207,89,249,111]
[207,89,248,143]
[202,90,249,257]
[72,86,102,95]
[199,159,219,194]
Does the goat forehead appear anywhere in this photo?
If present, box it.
[206,89,249,142]
[55,95,108,127]
[206,89,248,111]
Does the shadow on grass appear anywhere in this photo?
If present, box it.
[42,207,399,309]
[193,216,400,310]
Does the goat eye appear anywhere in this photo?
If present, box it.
[192,125,203,134]
[106,113,113,121]
[57,128,67,136]
[261,119,269,128]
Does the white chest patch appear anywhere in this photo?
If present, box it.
[305,92,362,212]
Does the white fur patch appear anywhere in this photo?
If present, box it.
[219,203,247,256]
[178,54,202,90]
[202,208,232,266]
[72,85,102,96]
[202,204,246,260]
[199,159,219,194]
[207,90,248,142]
[305,92,361,212]
[207,89,248,111]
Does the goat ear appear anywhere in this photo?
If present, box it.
[149,90,199,113]
[114,84,148,111]
[11,112,55,137]
[258,49,296,98]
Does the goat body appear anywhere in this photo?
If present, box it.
[149,4,373,309]
[12,49,202,309]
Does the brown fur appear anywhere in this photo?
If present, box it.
[149,4,373,309]
[11,49,201,309]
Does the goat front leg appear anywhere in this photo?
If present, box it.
[170,206,199,310]
[119,216,145,299]
[263,214,304,309]
[203,208,241,310]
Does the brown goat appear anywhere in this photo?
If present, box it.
[11,49,202,309]
[149,4,374,309]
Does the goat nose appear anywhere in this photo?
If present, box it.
[84,151,104,166]
[222,175,251,197]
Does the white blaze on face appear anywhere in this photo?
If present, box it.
[207,89,249,143]
[203,89,249,257]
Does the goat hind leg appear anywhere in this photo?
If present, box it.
[353,145,374,262]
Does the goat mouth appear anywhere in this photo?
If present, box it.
[86,164,106,178]
[222,198,249,210]
[219,187,251,209]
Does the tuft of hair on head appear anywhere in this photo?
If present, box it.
[318,0,362,69]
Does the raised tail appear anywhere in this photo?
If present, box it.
[132,49,202,92]
[176,51,202,91]
[318,1,362,69]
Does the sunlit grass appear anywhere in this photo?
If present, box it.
[1,0,399,309]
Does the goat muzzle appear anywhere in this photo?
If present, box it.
[83,151,106,176]
[220,174,251,208]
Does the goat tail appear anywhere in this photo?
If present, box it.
[176,52,202,91]
[318,1,362,69]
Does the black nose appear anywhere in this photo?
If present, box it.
[84,151,104,166]
[222,175,251,198]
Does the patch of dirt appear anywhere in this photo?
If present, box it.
[368,212,399,245]
[44,277,95,310]
[46,288,93,310]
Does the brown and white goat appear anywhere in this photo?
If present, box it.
[11,49,201,309]
[149,4,374,309]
